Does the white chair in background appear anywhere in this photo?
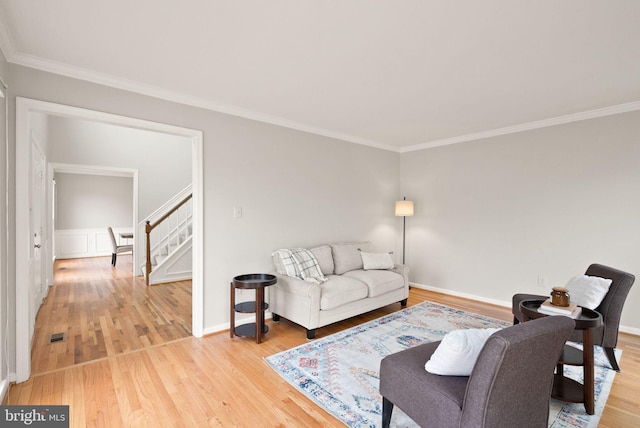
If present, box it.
[107,226,133,266]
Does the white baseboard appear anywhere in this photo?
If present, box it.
[149,272,192,285]
[410,282,512,309]
[411,282,639,337]
[620,325,640,336]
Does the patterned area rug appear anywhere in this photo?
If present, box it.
[265,301,619,428]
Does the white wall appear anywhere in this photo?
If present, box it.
[401,110,640,331]
[54,173,134,259]
[47,116,191,219]
[199,113,401,330]
[55,173,133,229]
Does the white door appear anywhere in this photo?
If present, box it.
[29,139,46,344]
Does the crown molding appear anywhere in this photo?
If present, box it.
[401,100,640,153]
[2,24,638,155]
[7,49,400,153]
[0,11,16,65]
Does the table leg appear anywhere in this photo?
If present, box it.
[583,329,595,415]
[255,288,265,344]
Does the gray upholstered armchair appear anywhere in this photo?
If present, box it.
[379,316,575,428]
[512,263,635,371]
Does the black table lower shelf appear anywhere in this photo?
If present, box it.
[234,301,268,313]
[553,344,586,403]
[234,323,269,338]
[552,375,584,403]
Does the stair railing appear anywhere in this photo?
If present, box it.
[145,193,192,285]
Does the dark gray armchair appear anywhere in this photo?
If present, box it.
[512,263,635,371]
[379,316,575,428]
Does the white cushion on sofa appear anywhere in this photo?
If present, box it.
[564,274,612,310]
[331,242,373,275]
[425,328,501,376]
[320,276,369,310]
[361,252,394,270]
[343,269,404,297]
[310,245,334,275]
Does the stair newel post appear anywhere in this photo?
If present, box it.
[145,221,152,286]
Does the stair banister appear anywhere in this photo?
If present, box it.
[145,193,192,285]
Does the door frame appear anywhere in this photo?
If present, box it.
[28,136,46,345]
[15,97,204,383]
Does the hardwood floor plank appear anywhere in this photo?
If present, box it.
[5,257,640,426]
[30,256,192,374]
[68,368,87,428]
[82,360,123,428]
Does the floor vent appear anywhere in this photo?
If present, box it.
[49,332,67,344]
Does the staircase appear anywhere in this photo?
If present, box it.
[151,222,192,266]
[139,185,193,285]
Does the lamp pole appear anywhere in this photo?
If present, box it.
[402,217,408,264]
[402,196,407,264]
[395,196,414,265]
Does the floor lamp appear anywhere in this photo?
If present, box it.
[395,197,414,264]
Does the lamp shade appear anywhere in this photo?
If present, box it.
[395,200,414,217]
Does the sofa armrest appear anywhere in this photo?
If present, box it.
[269,273,322,329]
[271,273,321,298]
[391,264,410,288]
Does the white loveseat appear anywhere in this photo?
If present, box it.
[270,242,410,339]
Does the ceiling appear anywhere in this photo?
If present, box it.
[1,1,639,152]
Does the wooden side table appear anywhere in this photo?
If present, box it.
[230,273,277,344]
[520,299,602,415]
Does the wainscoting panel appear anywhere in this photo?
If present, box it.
[55,228,133,259]
[58,233,89,255]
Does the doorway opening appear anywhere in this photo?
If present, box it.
[15,97,204,383]
[49,163,138,270]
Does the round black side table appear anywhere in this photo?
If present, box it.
[230,273,277,344]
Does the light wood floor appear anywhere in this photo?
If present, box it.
[30,256,192,375]
[4,258,639,427]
